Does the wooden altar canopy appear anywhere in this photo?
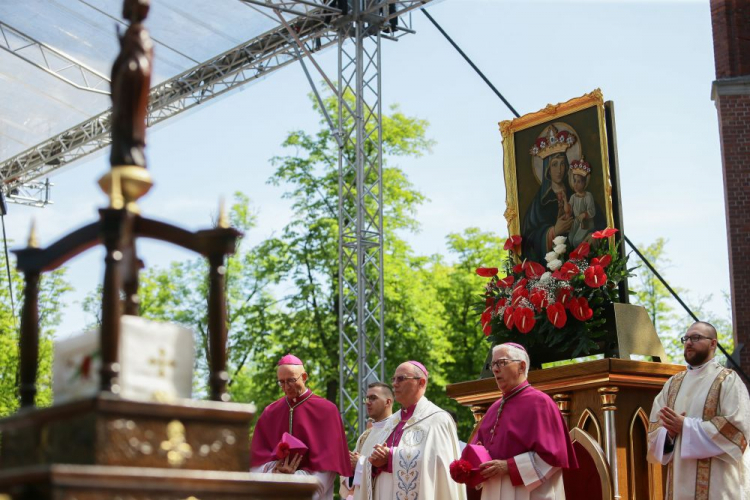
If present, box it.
[0,1,318,498]
[447,359,685,500]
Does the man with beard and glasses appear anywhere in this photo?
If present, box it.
[647,321,750,499]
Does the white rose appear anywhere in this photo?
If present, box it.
[553,235,567,246]
[545,251,558,263]
[548,259,562,271]
[554,244,567,255]
[539,272,552,283]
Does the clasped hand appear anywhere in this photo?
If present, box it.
[369,443,390,468]
[479,459,508,478]
[274,454,303,474]
[659,407,686,439]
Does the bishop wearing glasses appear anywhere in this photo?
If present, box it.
[647,321,750,499]
[470,343,577,499]
[250,353,351,499]
[357,360,467,500]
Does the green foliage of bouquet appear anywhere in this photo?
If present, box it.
[477,228,633,357]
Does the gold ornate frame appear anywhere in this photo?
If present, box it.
[499,89,615,250]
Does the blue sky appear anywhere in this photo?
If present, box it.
[2,0,727,339]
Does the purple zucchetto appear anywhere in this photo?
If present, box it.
[278,353,304,366]
[502,342,527,352]
[408,360,429,378]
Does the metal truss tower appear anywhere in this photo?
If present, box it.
[337,0,385,439]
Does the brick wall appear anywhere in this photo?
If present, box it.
[711,0,750,376]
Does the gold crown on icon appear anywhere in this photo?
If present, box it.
[529,125,577,159]
[570,157,591,177]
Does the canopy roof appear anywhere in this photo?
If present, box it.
[0,0,277,163]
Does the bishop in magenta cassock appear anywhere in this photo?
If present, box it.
[357,361,467,500]
[250,354,351,500]
[471,343,577,499]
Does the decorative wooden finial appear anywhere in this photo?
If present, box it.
[99,0,154,212]
[27,219,39,248]
[217,198,229,229]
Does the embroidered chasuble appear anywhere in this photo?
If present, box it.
[357,397,467,500]
[647,361,750,500]
[342,419,388,499]
[471,381,577,500]
[250,389,351,500]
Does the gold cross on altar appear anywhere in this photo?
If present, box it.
[149,348,176,378]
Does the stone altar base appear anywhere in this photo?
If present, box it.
[447,359,685,500]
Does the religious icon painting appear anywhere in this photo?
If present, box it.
[499,89,616,264]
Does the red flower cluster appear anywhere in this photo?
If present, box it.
[276,441,291,459]
[449,459,473,483]
[477,229,624,344]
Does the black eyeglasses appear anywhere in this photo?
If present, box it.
[491,359,522,369]
[277,376,301,387]
[391,375,422,384]
[680,334,712,345]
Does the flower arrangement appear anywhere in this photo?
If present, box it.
[477,228,631,358]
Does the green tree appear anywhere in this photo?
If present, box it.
[629,238,682,360]
[0,250,72,416]
[430,228,506,438]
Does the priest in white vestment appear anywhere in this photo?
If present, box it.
[647,321,750,500]
[340,382,394,500]
[357,361,467,500]
[470,343,577,499]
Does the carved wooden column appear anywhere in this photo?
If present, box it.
[99,208,132,394]
[19,271,40,408]
[552,392,572,429]
[599,386,620,499]
[207,252,229,402]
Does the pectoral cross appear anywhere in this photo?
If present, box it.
[149,348,175,378]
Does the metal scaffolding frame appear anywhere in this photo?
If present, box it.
[0,21,111,96]
[0,0,432,439]
[337,1,385,439]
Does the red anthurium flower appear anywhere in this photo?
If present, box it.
[481,310,493,336]
[546,302,567,329]
[569,242,590,260]
[513,307,536,334]
[570,297,594,321]
[511,287,529,307]
[591,254,612,268]
[557,286,573,308]
[513,278,529,291]
[504,306,515,330]
[497,276,515,288]
[494,297,507,314]
[476,267,499,277]
[592,228,618,239]
[552,262,580,281]
[524,261,546,279]
[485,297,494,309]
[512,262,524,273]
[584,265,607,288]
[529,288,549,312]
[503,235,522,251]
